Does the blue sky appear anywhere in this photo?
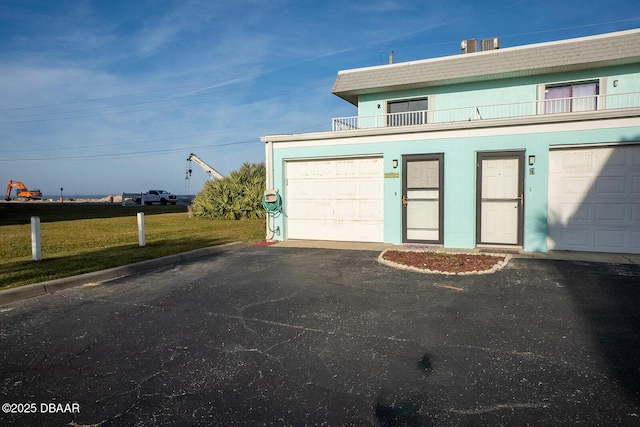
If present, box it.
[1,0,638,197]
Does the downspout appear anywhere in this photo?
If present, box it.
[264,139,275,240]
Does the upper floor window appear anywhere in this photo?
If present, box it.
[545,82,598,114]
[387,98,429,126]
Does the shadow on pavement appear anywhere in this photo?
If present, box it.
[375,353,434,427]
[552,260,640,402]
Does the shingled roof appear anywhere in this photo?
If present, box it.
[331,29,640,105]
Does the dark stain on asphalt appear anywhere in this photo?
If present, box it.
[418,353,433,374]
[375,399,426,427]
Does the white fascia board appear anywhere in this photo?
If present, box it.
[262,110,640,149]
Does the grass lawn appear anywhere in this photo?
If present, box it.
[0,202,265,290]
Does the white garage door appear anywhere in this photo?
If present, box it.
[285,157,384,242]
[548,145,640,254]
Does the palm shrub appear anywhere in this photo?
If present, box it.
[188,162,266,220]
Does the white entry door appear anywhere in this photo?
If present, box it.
[477,152,524,246]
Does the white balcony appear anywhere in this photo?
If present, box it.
[332,92,640,131]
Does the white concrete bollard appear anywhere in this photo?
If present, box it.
[137,212,146,246]
[31,216,42,261]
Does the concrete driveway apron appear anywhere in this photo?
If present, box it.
[1,246,639,426]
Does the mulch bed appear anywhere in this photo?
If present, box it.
[381,250,505,274]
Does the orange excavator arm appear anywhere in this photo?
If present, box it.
[5,180,14,201]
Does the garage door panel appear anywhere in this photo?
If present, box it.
[561,177,593,196]
[315,202,334,219]
[287,161,313,177]
[633,232,640,250]
[548,145,640,254]
[336,162,360,177]
[357,200,384,220]
[308,180,333,197]
[552,150,591,172]
[595,230,626,249]
[287,200,333,219]
[285,201,308,218]
[548,177,591,199]
[286,157,383,242]
[335,200,356,218]
[288,219,333,241]
[600,149,625,168]
[357,179,383,197]
[595,203,627,221]
[288,181,334,198]
[595,176,627,195]
[555,228,590,247]
[288,219,381,242]
[357,159,383,175]
[556,202,590,222]
[336,180,357,198]
[286,181,313,197]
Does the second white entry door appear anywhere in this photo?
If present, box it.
[477,152,524,246]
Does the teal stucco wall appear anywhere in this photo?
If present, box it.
[357,65,640,125]
[269,123,640,252]
[269,63,640,251]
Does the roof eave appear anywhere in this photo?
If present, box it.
[330,29,640,105]
[331,56,640,105]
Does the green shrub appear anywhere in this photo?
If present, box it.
[188,162,266,220]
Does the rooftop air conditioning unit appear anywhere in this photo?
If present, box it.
[461,39,478,54]
[481,38,500,51]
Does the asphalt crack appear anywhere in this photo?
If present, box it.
[208,311,417,345]
[237,287,307,334]
[448,401,550,415]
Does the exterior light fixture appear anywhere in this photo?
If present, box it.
[392,159,398,168]
[528,155,535,165]
[613,80,619,87]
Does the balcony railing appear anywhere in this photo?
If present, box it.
[332,91,640,131]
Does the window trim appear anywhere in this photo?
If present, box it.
[386,96,431,126]
[386,96,430,112]
[538,78,606,114]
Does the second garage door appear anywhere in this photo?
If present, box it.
[548,145,640,254]
[285,157,384,242]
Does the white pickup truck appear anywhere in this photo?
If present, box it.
[134,190,178,205]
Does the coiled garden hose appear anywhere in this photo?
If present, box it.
[262,193,282,233]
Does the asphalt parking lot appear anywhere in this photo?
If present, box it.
[1,246,639,426]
